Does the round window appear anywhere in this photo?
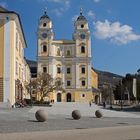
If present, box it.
[81,24,84,28]
[82,94,85,97]
[43,23,47,27]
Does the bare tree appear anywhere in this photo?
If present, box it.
[25,73,65,103]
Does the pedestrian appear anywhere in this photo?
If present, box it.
[89,101,92,107]
[103,102,106,108]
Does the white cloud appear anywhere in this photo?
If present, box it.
[42,0,70,16]
[72,14,78,22]
[93,0,100,3]
[87,10,95,19]
[94,20,140,45]
[52,8,64,16]
[0,2,8,8]
[47,0,70,8]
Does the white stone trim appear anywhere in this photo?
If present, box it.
[12,21,16,105]
[53,45,55,56]
[72,46,74,57]
[88,37,91,57]
[3,19,11,103]
[88,63,91,88]
[76,40,79,57]
[49,62,53,76]
[62,65,65,88]
[72,64,75,88]
[53,64,56,78]
[76,63,79,88]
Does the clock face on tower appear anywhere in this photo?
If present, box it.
[42,33,47,39]
[80,34,85,39]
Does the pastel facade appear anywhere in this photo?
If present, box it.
[91,68,101,103]
[91,68,98,89]
[37,9,93,102]
[0,7,30,106]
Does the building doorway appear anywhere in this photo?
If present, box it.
[15,79,23,102]
[66,93,71,102]
[57,93,61,102]
[95,95,99,104]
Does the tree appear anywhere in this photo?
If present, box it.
[137,69,140,74]
[113,81,122,100]
[102,84,110,102]
[114,74,135,101]
[26,73,65,103]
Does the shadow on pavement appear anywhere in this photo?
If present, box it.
[28,120,38,122]
[104,105,140,112]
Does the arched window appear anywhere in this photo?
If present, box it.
[67,50,70,56]
[57,65,61,74]
[82,80,85,86]
[43,45,47,52]
[43,23,47,27]
[43,67,47,73]
[57,48,60,56]
[81,67,85,74]
[81,46,85,53]
[67,80,71,86]
[67,67,71,74]
[81,24,84,28]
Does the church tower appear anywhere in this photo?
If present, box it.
[36,8,93,102]
[37,10,54,75]
[73,8,92,90]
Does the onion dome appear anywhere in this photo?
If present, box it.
[40,9,50,20]
[76,8,87,21]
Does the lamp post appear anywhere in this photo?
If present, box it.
[109,84,113,109]
[120,81,123,110]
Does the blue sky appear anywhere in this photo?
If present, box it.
[0,0,140,76]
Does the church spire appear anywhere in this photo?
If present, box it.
[44,7,47,15]
[40,6,50,20]
[75,8,87,21]
[80,7,83,15]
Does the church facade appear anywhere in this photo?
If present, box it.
[37,9,93,102]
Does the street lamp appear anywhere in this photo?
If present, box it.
[120,81,123,110]
[109,84,113,109]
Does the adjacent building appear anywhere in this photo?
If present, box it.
[0,6,30,107]
[37,9,95,102]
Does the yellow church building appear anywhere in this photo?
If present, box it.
[0,6,98,106]
[37,9,97,102]
[0,6,30,107]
